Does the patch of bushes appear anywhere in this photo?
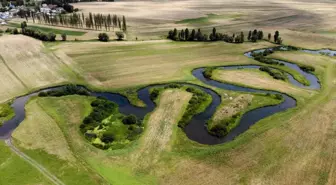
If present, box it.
[266,93,283,100]
[208,113,240,137]
[5,28,13,33]
[178,87,210,128]
[259,66,286,81]
[98,33,109,42]
[150,89,160,101]
[203,67,215,78]
[22,27,57,42]
[164,83,182,89]
[38,85,90,97]
[61,33,67,41]
[122,114,138,125]
[80,98,117,133]
[80,97,143,150]
[298,64,315,73]
[115,31,124,40]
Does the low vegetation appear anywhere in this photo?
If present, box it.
[8,22,86,36]
[259,66,287,81]
[98,33,109,42]
[0,102,14,126]
[298,64,315,73]
[38,85,90,97]
[80,97,143,150]
[203,67,215,78]
[208,93,283,137]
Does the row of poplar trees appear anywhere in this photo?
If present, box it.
[29,12,127,31]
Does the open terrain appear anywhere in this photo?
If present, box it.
[73,0,336,41]
[212,68,315,97]
[52,40,274,89]
[0,35,79,103]
[0,0,336,184]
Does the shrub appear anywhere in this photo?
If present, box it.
[101,131,115,143]
[150,89,160,101]
[298,64,315,73]
[38,85,90,97]
[115,31,124,40]
[12,28,19,35]
[259,66,286,81]
[61,33,67,41]
[122,114,138,125]
[0,29,3,33]
[48,33,56,41]
[5,28,12,33]
[164,84,182,89]
[98,33,109,42]
[203,67,215,78]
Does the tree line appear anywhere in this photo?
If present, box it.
[168,27,283,44]
[167,27,244,43]
[25,12,127,32]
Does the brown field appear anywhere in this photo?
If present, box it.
[212,68,316,97]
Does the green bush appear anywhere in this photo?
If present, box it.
[298,64,315,73]
[259,66,286,81]
[178,87,210,128]
[122,114,138,125]
[12,28,19,35]
[38,85,90,97]
[101,131,115,143]
[61,33,67,41]
[203,67,215,78]
[150,89,160,101]
[98,33,109,42]
[115,31,124,40]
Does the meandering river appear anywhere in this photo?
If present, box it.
[1,46,331,144]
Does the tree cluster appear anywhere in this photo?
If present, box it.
[273,30,283,44]
[259,66,286,81]
[21,27,57,41]
[167,27,245,43]
[38,85,90,97]
[247,29,264,42]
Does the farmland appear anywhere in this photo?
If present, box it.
[0,0,336,185]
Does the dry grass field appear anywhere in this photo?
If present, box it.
[212,68,315,97]
[53,40,274,89]
[73,0,336,40]
[0,35,79,103]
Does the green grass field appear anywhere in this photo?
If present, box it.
[7,22,87,36]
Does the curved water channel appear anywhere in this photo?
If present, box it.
[0,46,331,144]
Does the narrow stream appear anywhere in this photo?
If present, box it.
[0,46,327,144]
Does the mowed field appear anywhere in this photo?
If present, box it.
[53,40,274,89]
[0,35,80,103]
